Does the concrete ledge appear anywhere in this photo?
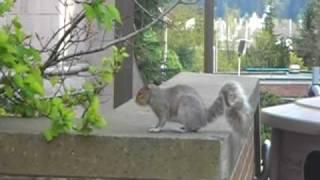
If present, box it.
[0,73,259,180]
[0,124,222,179]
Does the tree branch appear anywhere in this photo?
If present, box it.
[134,0,171,25]
[46,0,184,66]
[42,12,86,71]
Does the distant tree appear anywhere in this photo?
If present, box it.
[167,5,204,72]
[135,28,182,84]
[295,0,320,67]
[223,6,240,61]
[243,31,290,68]
[264,1,275,34]
[243,1,290,68]
[134,0,195,83]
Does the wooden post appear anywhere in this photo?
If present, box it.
[204,0,214,73]
[114,0,135,108]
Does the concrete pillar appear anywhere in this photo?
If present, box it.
[204,0,214,73]
[113,0,135,108]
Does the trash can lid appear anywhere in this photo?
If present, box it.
[261,97,320,135]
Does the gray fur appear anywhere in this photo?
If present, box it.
[148,85,208,132]
[137,82,251,134]
[219,81,252,136]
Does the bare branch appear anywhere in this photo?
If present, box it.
[134,0,171,25]
[42,12,86,71]
[49,0,183,65]
[45,65,89,76]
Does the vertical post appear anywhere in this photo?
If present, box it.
[204,0,214,73]
[114,0,135,108]
[163,23,168,66]
[312,66,320,85]
[238,56,241,76]
[215,38,219,72]
[254,104,261,177]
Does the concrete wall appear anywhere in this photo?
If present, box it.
[0,0,60,61]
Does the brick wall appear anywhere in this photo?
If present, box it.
[0,176,121,180]
[230,131,255,180]
[261,83,310,97]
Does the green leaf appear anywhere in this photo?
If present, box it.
[4,86,14,97]
[13,75,24,87]
[48,106,60,121]
[28,48,41,62]
[106,4,121,23]
[49,76,60,86]
[83,82,94,92]
[43,128,58,142]
[1,54,16,67]
[0,107,6,116]
[15,64,29,73]
[0,0,14,15]
[88,65,98,74]
[94,115,106,128]
[122,52,129,58]
[0,31,8,43]
[12,16,22,29]
[5,44,16,53]
[26,75,44,95]
[84,4,95,21]
[101,72,113,82]
[22,106,36,117]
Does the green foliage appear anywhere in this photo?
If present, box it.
[0,0,14,15]
[0,1,125,141]
[264,0,275,34]
[242,2,290,69]
[164,49,183,80]
[83,0,121,30]
[260,91,284,108]
[289,52,306,69]
[217,50,238,72]
[135,29,163,84]
[260,91,285,141]
[174,46,195,70]
[167,5,204,72]
[134,0,169,28]
[135,29,182,84]
[0,17,43,116]
[295,0,320,67]
[134,1,181,84]
[46,46,127,141]
[243,30,290,68]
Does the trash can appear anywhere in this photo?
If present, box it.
[261,97,320,180]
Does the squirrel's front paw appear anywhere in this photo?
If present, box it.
[148,127,161,133]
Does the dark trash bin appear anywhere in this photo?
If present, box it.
[262,97,320,180]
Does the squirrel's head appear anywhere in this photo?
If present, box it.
[220,82,242,107]
[135,85,152,106]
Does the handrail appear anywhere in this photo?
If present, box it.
[253,139,271,180]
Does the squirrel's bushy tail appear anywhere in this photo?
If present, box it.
[207,81,250,123]
[207,95,225,123]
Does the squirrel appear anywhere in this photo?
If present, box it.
[219,81,252,135]
[135,82,251,133]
